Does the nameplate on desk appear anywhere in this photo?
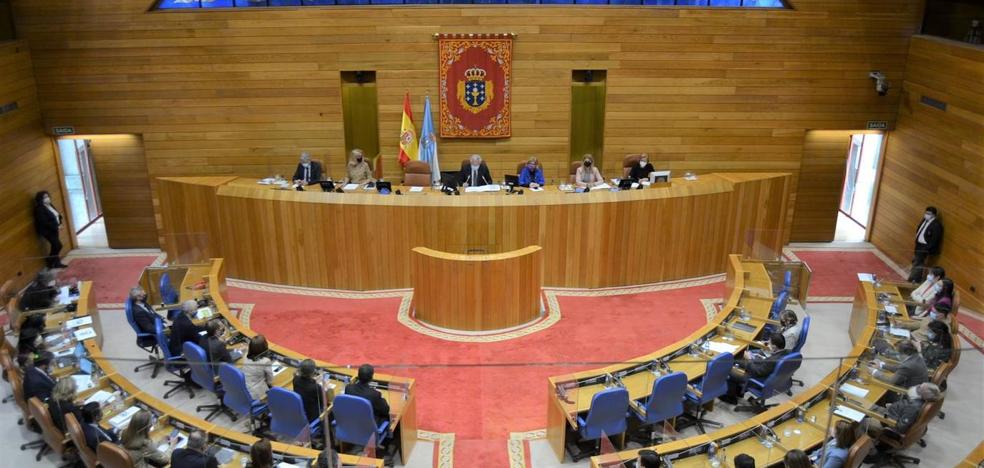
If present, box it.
[464,184,502,193]
[109,406,141,430]
[65,316,93,329]
[73,327,97,341]
[858,273,875,282]
[839,383,869,399]
[833,405,865,422]
[884,304,899,315]
[409,186,425,193]
[342,183,360,191]
[888,327,911,338]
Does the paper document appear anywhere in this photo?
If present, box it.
[834,405,866,422]
[884,304,899,315]
[858,273,874,282]
[58,286,73,305]
[195,307,214,320]
[54,348,75,358]
[71,374,95,391]
[706,341,740,354]
[409,186,424,193]
[84,390,115,405]
[464,184,502,193]
[65,316,93,328]
[342,183,360,191]
[272,364,287,376]
[158,434,188,452]
[73,327,97,341]
[888,327,911,338]
[839,383,869,399]
[277,463,302,468]
[530,186,544,192]
[592,183,612,190]
[108,406,141,430]
[45,334,64,343]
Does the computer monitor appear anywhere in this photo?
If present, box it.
[504,174,520,187]
[318,180,335,192]
[376,181,392,193]
[79,358,94,375]
[650,170,671,183]
[73,343,85,360]
[618,178,637,189]
[440,172,459,189]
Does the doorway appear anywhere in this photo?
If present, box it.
[56,138,107,247]
[835,133,884,242]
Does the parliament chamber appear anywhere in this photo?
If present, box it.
[0,0,982,467]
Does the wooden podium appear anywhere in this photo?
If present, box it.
[411,245,543,331]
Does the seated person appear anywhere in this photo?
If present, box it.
[48,377,80,432]
[345,149,374,185]
[129,286,164,337]
[171,430,219,468]
[873,340,928,389]
[198,320,237,372]
[18,270,58,311]
[313,449,341,468]
[121,409,175,467]
[243,335,274,398]
[720,334,790,404]
[574,154,604,189]
[783,449,812,468]
[813,420,856,468]
[458,154,493,187]
[628,153,655,181]
[23,351,56,402]
[914,320,953,369]
[908,266,944,316]
[855,417,884,464]
[778,310,802,351]
[733,454,756,468]
[894,298,952,343]
[636,449,661,468]
[292,359,324,423]
[292,151,323,185]
[517,157,545,188]
[344,364,390,424]
[80,401,118,451]
[17,323,46,359]
[884,382,941,434]
[169,300,206,356]
[247,438,274,468]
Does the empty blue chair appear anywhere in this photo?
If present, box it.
[736,352,802,413]
[158,0,203,8]
[610,0,641,4]
[235,0,268,6]
[677,0,708,5]
[155,319,195,399]
[302,0,336,4]
[268,387,322,442]
[541,0,575,3]
[679,352,733,434]
[642,0,675,4]
[709,0,740,5]
[202,0,236,6]
[184,342,237,421]
[333,394,390,449]
[125,298,161,375]
[790,316,810,387]
[574,0,608,3]
[218,364,268,430]
[634,371,687,443]
[335,0,370,4]
[270,0,302,4]
[473,0,509,3]
[569,387,630,462]
[158,272,182,321]
[370,0,403,3]
[783,270,793,291]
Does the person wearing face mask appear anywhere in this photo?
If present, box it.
[628,153,655,181]
[518,156,545,188]
[574,154,604,189]
[908,206,943,282]
[33,191,67,269]
[914,320,953,369]
[458,154,493,187]
[778,310,802,351]
[908,266,945,316]
[873,340,928,392]
[345,148,374,185]
[18,269,59,311]
[128,286,165,337]
[720,334,790,404]
[292,152,323,185]
[894,279,954,340]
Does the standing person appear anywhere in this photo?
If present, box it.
[345,149,374,185]
[292,152,323,185]
[33,191,67,269]
[908,206,943,282]
[574,154,604,189]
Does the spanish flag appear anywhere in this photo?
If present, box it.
[398,92,418,168]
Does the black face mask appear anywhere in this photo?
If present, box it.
[357,158,363,163]
[584,160,592,167]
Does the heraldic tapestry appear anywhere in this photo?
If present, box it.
[438,33,513,138]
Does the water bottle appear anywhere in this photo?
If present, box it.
[796,408,805,423]
[707,442,721,467]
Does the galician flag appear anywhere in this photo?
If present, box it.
[398,92,418,168]
[418,96,441,184]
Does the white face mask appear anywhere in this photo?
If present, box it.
[639,160,648,167]
[929,311,939,320]
[301,162,310,168]
[926,274,935,281]
[924,213,933,220]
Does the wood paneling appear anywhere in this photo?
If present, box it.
[157,176,237,263]
[411,245,542,331]
[8,0,924,243]
[869,36,984,313]
[789,130,852,242]
[0,40,65,289]
[159,173,789,290]
[85,134,159,248]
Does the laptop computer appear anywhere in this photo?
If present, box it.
[504,174,520,186]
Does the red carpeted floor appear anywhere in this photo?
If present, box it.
[60,255,161,304]
[787,249,904,298]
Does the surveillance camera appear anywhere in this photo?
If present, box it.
[869,71,889,96]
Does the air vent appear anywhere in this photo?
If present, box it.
[0,101,18,115]
[920,95,947,111]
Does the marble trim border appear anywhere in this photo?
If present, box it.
[508,430,546,467]
[418,430,455,468]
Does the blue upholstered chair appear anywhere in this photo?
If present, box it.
[633,371,687,444]
[154,319,195,399]
[736,352,802,413]
[569,387,630,462]
[125,298,161,376]
[270,0,303,4]
[183,342,237,421]
[202,0,236,6]
[158,272,182,321]
[235,0,269,6]
[218,364,269,431]
[302,0,336,4]
[679,352,733,434]
[268,387,322,442]
[790,316,810,387]
[762,290,789,338]
[333,394,390,449]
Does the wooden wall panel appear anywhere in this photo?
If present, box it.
[869,36,984,313]
[0,40,65,289]
[789,130,852,242]
[8,0,924,244]
[85,134,159,248]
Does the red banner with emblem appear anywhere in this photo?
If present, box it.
[438,33,514,138]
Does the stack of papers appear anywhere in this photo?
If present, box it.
[342,183,360,191]
[839,383,869,399]
[884,304,899,315]
[84,390,115,405]
[888,327,911,338]
[592,183,612,190]
[65,316,93,329]
[73,327,97,341]
[833,405,866,422]
[71,374,95,391]
[706,341,740,354]
[108,406,141,430]
[464,184,502,193]
[157,434,188,452]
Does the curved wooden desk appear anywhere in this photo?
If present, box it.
[411,245,543,331]
[157,173,790,290]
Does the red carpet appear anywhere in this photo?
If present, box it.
[788,249,904,298]
[61,255,160,303]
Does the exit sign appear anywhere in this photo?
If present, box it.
[51,126,76,135]
[866,121,889,130]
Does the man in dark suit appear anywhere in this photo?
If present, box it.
[292,359,324,423]
[171,430,219,468]
[292,152,323,185]
[170,300,206,356]
[23,352,56,402]
[875,340,928,389]
[457,154,493,187]
[884,382,941,435]
[720,334,792,404]
[198,320,234,373]
[908,206,943,282]
[345,364,390,424]
[128,287,164,340]
[80,402,118,451]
